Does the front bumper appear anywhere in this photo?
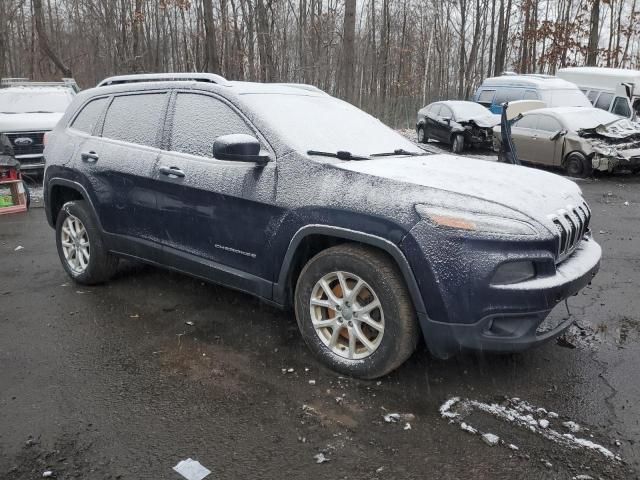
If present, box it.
[406,232,601,358]
[16,154,45,171]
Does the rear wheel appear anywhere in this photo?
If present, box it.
[55,200,118,285]
[451,134,465,154]
[294,244,419,379]
[564,152,592,178]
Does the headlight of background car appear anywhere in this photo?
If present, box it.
[415,204,538,236]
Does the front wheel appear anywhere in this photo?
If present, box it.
[417,126,429,144]
[294,244,419,379]
[564,152,592,178]
[451,134,465,154]
[55,200,118,285]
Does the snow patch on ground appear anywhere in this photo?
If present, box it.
[439,396,621,462]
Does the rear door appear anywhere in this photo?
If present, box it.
[509,114,539,163]
[89,91,169,247]
[152,91,278,280]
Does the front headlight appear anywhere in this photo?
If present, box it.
[415,204,538,236]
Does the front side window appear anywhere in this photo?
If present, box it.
[611,97,631,117]
[102,93,167,147]
[523,90,539,100]
[170,93,255,158]
[494,88,522,105]
[587,90,600,104]
[71,97,109,134]
[440,106,453,119]
[429,104,442,116]
[594,92,614,111]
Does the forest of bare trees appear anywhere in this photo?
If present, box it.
[2,0,640,126]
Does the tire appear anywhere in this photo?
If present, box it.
[294,244,419,379]
[564,151,592,178]
[417,125,429,144]
[451,134,464,154]
[55,200,118,285]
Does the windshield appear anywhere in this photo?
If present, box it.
[561,109,622,130]
[540,89,591,108]
[0,89,74,113]
[240,93,421,157]
[449,102,491,119]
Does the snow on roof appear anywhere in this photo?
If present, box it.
[557,67,640,93]
[0,86,74,94]
[481,75,580,90]
[229,81,327,96]
[522,106,593,115]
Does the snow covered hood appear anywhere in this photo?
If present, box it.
[458,113,501,128]
[0,112,64,133]
[579,118,640,139]
[337,155,584,229]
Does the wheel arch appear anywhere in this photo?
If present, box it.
[273,225,427,315]
[46,178,99,230]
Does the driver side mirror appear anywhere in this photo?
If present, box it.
[550,130,567,141]
[213,134,270,164]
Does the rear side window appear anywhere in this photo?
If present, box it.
[70,97,108,134]
[514,114,538,129]
[536,115,562,132]
[594,92,614,111]
[102,93,167,147]
[477,90,495,105]
[523,90,539,100]
[611,97,631,117]
[170,93,255,158]
[587,90,599,104]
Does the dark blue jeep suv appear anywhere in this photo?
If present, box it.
[44,73,601,378]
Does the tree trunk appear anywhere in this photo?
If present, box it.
[202,0,220,72]
[341,0,356,103]
[32,0,71,77]
[587,0,600,66]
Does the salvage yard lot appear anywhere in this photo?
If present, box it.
[1,169,640,479]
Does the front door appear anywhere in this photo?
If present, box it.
[152,91,279,281]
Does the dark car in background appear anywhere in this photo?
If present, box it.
[44,73,600,378]
[416,100,500,153]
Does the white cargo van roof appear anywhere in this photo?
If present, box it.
[480,75,580,90]
[557,67,640,93]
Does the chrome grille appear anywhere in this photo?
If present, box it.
[549,202,591,261]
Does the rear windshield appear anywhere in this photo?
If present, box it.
[240,93,420,156]
[561,109,621,130]
[540,89,591,108]
[0,88,74,114]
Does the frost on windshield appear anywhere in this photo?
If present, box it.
[239,93,419,157]
[0,88,74,113]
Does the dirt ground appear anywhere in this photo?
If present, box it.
[1,170,639,479]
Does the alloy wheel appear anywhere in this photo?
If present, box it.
[309,271,385,360]
[60,214,90,274]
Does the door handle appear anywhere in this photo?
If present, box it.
[81,151,99,162]
[159,166,185,178]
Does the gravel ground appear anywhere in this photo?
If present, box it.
[1,163,639,479]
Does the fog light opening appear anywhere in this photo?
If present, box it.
[491,261,536,285]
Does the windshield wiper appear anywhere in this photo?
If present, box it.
[25,110,56,113]
[307,150,370,161]
[0,111,17,114]
[370,148,428,157]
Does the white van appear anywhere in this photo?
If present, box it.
[556,67,640,119]
[472,74,591,114]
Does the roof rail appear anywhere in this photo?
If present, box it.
[97,73,230,88]
[271,83,327,94]
[0,77,79,92]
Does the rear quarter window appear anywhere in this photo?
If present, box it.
[70,97,109,134]
[101,93,167,147]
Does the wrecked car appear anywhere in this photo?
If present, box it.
[44,73,600,379]
[416,100,500,153]
[494,106,640,177]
